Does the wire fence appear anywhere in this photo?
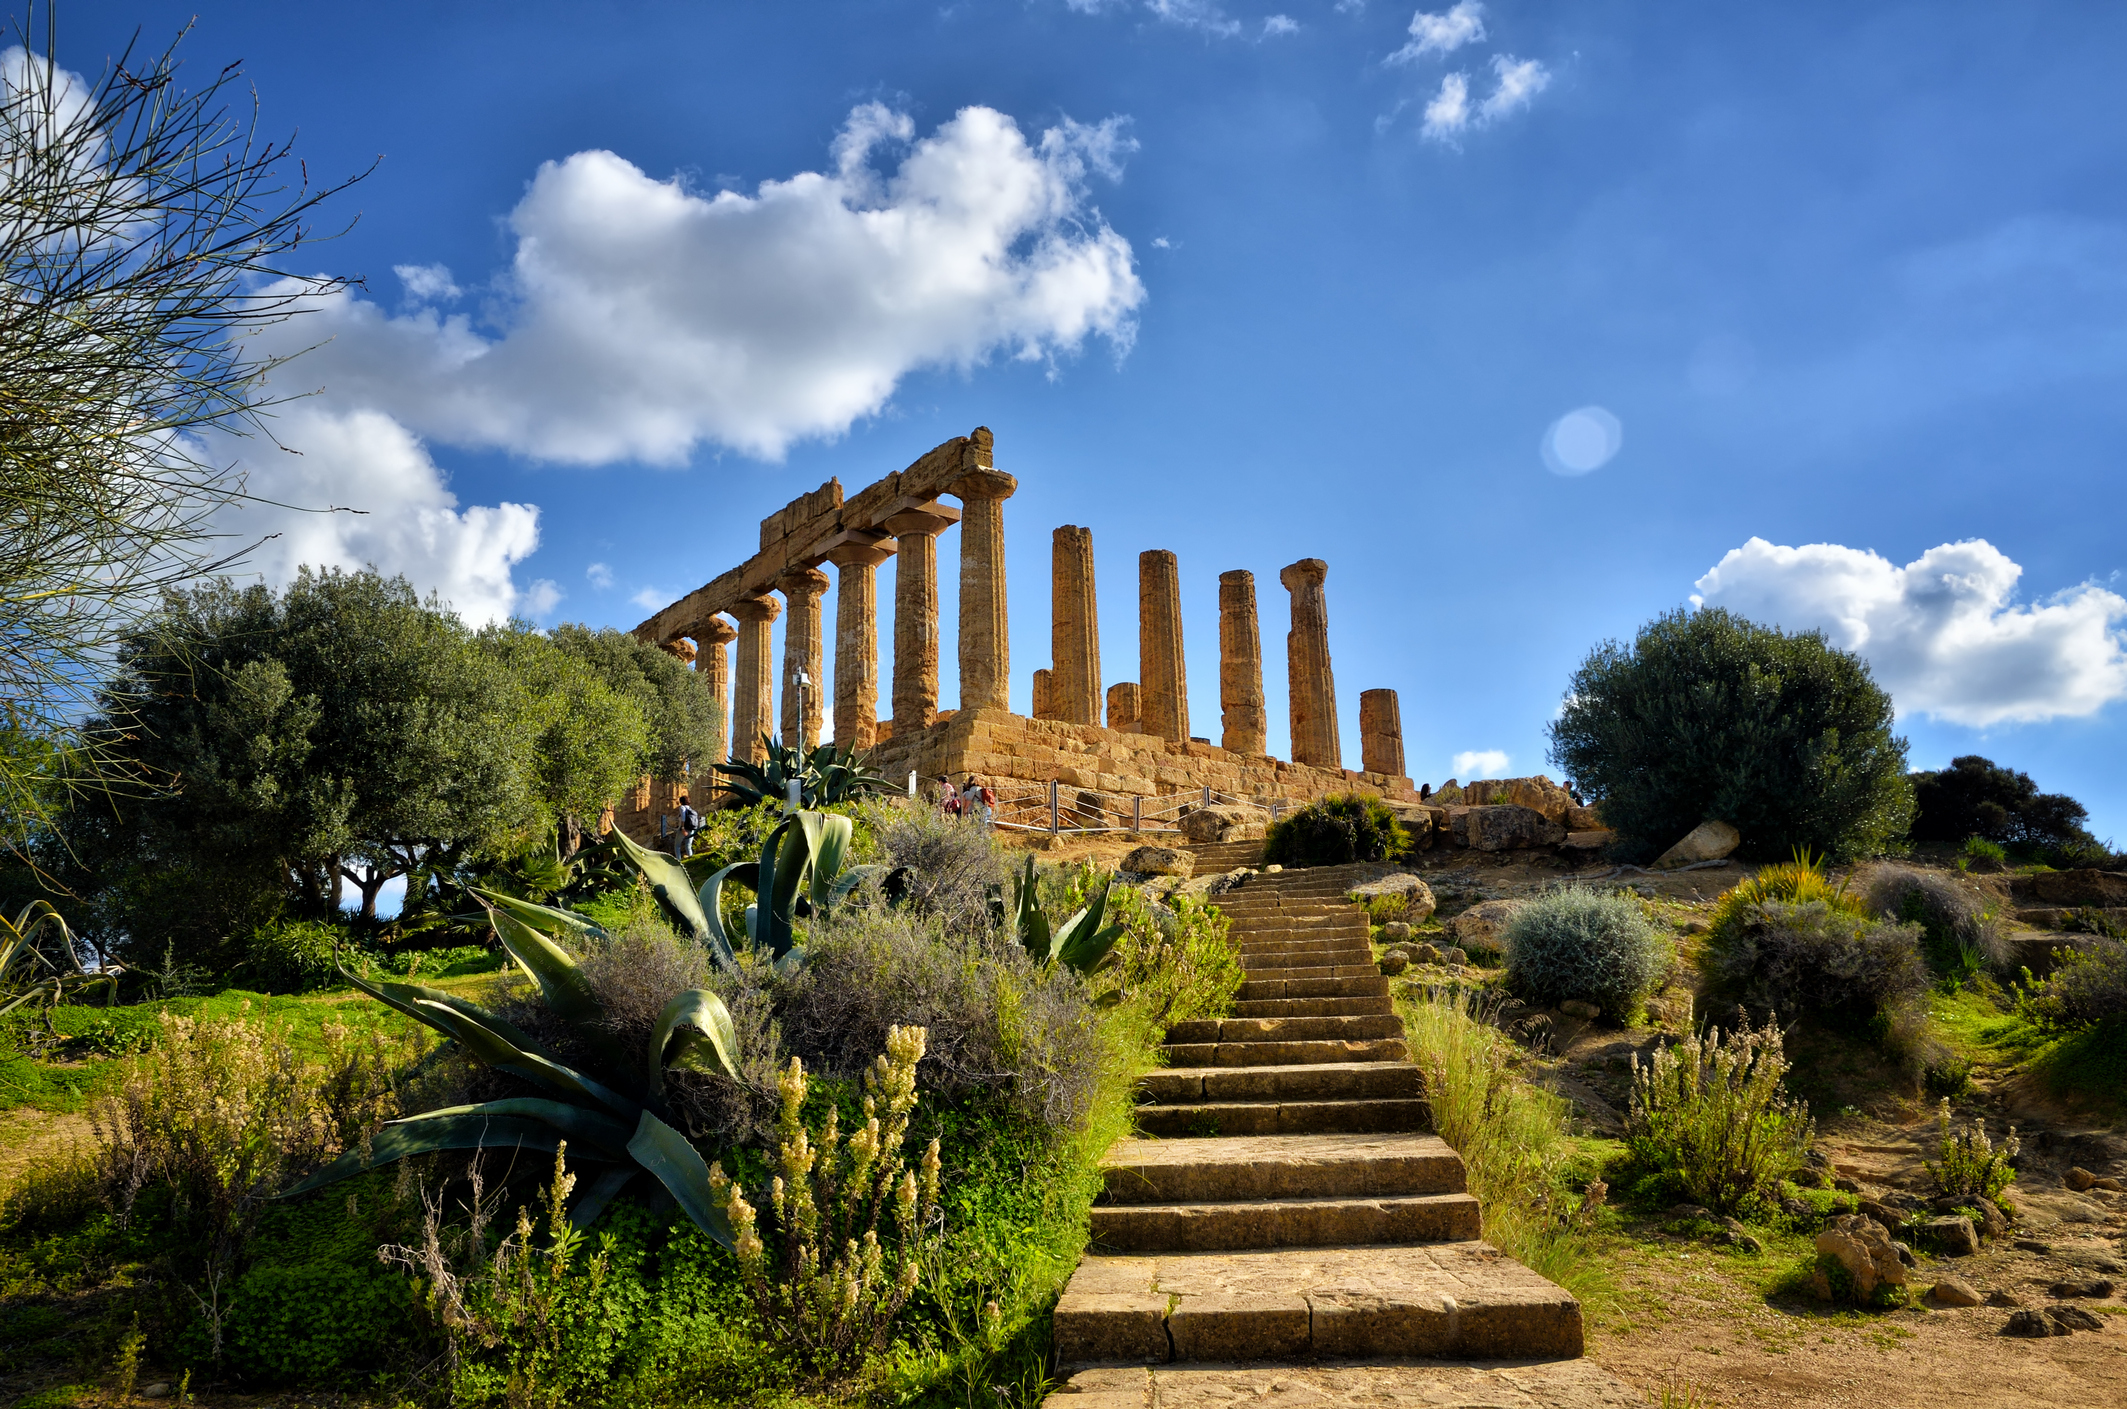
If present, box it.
[914,778,1293,838]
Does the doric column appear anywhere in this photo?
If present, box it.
[1360,688,1405,778]
[1051,525,1100,726]
[686,615,738,780]
[950,468,1017,714]
[825,540,893,751]
[1138,549,1188,744]
[1107,682,1140,732]
[777,567,830,752]
[1032,668,1056,721]
[1218,569,1266,756]
[883,507,953,736]
[729,595,781,766]
[1280,558,1341,770]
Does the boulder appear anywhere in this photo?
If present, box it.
[2048,1278,2118,1299]
[1560,999,1601,1019]
[2003,1308,2065,1337]
[1926,1276,1983,1308]
[1460,775,1577,821]
[1448,899,1525,953]
[1563,803,1606,832]
[1652,820,1742,869]
[1379,949,1410,976]
[1811,1215,1908,1303]
[1379,920,1414,941]
[1924,1215,1981,1257]
[1122,845,1194,878]
[1440,946,1468,966]
[1442,805,1474,847]
[1562,829,1615,851]
[1466,804,1567,851]
[1178,803,1269,845]
[1348,873,1438,923]
[1412,942,1441,964]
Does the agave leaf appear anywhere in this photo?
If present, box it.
[395,1098,635,1158]
[280,1110,615,1198]
[484,905,607,1036]
[342,969,554,1060]
[1052,875,1125,974]
[478,889,612,946]
[627,1110,736,1252]
[756,816,811,960]
[772,945,807,978]
[649,988,740,1095]
[692,863,755,973]
[807,813,854,910]
[603,827,715,941]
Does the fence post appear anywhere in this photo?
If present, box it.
[1202,784,1212,808]
[1133,794,1142,834]
[1049,779,1059,837]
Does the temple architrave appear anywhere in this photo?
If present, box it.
[615,428,1415,841]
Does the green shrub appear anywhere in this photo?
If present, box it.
[1922,1097,2018,1202]
[1705,852,1870,952]
[1912,755,2100,851]
[1501,887,1670,1018]
[1097,885,1244,1034]
[1627,1016,1814,1217]
[2018,936,2127,1032]
[241,918,348,993]
[1547,607,1913,863]
[1960,836,2008,870]
[1705,899,1929,1041]
[1262,793,1409,868]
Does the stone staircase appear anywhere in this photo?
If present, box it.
[1045,861,1616,1406]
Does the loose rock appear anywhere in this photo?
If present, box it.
[1122,845,1194,878]
[1652,819,1742,870]
[1812,1215,1908,1303]
[2047,1304,2107,1332]
[1926,1276,1983,1307]
[2003,1308,2065,1337]
[1412,942,1440,964]
[1924,1215,1981,1257]
[1178,803,1268,844]
[1465,804,1568,852]
[1559,999,1601,1019]
[1448,898,1523,952]
[1440,946,1468,966]
[1379,920,1413,942]
[1379,950,1410,976]
[2048,1278,2117,1299]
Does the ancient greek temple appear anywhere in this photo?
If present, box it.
[627,427,1415,821]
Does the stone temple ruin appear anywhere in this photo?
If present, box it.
[618,427,1418,840]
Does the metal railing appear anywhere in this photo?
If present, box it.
[933,780,1290,838]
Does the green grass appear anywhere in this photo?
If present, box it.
[1931,987,2127,1118]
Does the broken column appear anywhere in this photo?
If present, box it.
[687,615,737,775]
[1138,549,1188,743]
[729,594,781,765]
[1032,668,1056,721]
[777,567,829,752]
[1280,558,1341,770]
[1218,569,1266,756]
[1107,682,1141,732]
[825,538,893,751]
[1051,525,1101,726]
[951,468,1017,714]
[883,505,954,737]
[1360,688,1405,778]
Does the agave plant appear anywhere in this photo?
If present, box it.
[283,893,741,1242]
[999,854,1124,976]
[606,811,903,977]
[714,737,895,809]
[0,900,118,1019]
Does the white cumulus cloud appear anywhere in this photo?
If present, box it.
[1452,749,1511,778]
[1479,54,1550,121]
[586,562,615,590]
[1422,74,1472,139]
[1691,537,2127,727]
[520,579,563,617]
[252,104,1143,465]
[394,262,461,303]
[1389,1,1486,63]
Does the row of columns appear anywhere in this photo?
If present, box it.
[669,482,1401,783]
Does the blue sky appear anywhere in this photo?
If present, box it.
[71,0,2127,838]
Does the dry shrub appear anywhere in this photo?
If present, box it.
[1627,1013,1814,1216]
[2018,936,2127,1032]
[1706,899,1937,1066]
[1858,863,2013,974]
[578,912,714,1047]
[1095,886,1243,1034]
[864,801,1008,937]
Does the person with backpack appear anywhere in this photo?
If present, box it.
[677,793,702,858]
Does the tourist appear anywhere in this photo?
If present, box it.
[938,774,962,818]
[962,774,996,828]
[677,793,701,858]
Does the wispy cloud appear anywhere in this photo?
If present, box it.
[1262,14,1299,36]
[586,562,615,589]
[1478,54,1550,121]
[394,262,461,303]
[630,586,669,612]
[521,579,562,617]
[1421,73,1471,139]
[1388,1,1485,64]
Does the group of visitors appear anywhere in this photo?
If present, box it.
[940,773,995,827]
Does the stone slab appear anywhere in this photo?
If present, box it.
[1099,1133,1467,1205]
[1053,1242,1583,1366]
[1044,1359,1642,1408]
[1140,1062,1423,1104]
[1133,1099,1432,1138]
[1231,997,1394,1019]
[1160,1039,1410,1068]
[1089,1191,1481,1252]
[1166,1015,1405,1044]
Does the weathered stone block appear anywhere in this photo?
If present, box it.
[1123,846,1194,877]
[1652,819,1741,869]
[1466,805,1567,851]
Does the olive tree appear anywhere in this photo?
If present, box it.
[1548,607,1913,863]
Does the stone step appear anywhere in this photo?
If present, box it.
[1167,1014,1404,1044]
[1044,1359,1641,1408]
[1238,945,1373,965]
[1239,975,1387,1000]
[1233,920,1370,937]
[1099,1133,1466,1205]
[1240,963,1385,984]
[1052,1242,1585,1367]
[1231,996,1391,1019]
[1140,1061,1422,1106]
[1133,1098,1432,1138]
[1237,933,1371,951]
[1090,1191,1481,1253]
[1161,1038,1410,1068]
